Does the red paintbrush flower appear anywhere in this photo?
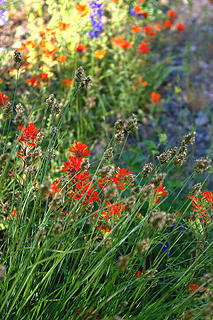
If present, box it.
[0,92,10,107]
[69,141,91,158]
[18,123,40,148]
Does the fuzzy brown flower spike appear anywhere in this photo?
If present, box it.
[0,265,6,280]
[118,255,129,272]
[142,162,154,177]
[114,119,125,145]
[149,211,166,230]
[3,101,13,118]
[151,173,166,188]
[124,113,138,134]
[194,157,212,173]
[181,132,196,147]
[14,49,23,68]
[136,238,150,253]
[192,183,202,195]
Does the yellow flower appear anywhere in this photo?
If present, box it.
[174,87,181,93]
[94,50,106,59]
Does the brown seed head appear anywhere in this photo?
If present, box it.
[118,255,129,272]
[0,265,6,280]
[136,238,150,253]
[103,147,113,162]
[194,157,212,173]
[149,211,166,230]
[3,101,13,118]
[142,162,154,177]
[165,213,176,227]
[151,173,166,188]
[181,132,196,147]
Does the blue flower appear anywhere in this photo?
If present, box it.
[172,223,186,231]
[161,241,172,257]
[0,9,8,26]
[88,0,103,39]
[0,0,7,6]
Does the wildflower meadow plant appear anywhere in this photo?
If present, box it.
[0,1,212,319]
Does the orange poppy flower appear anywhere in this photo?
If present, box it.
[150,92,161,104]
[62,79,73,86]
[155,24,162,31]
[164,20,172,29]
[26,76,40,87]
[94,49,106,59]
[76,43,87,53]
[57,55,67,63]
[131,25,142,33]
[144,25,156,38]
[133,5,142,14]
[58,22,70,31]
[75,4,88,17]
[139,42,150,54]
[111,36,133,50]
[177,23,185,32]
[167,10,176,20]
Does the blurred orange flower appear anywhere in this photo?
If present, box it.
[76,43,87,53]
[57,55,67,63]
[138,42,150,54]
[94,49,106,59]
[62,79,73,86]
[150,92,161,104]
[167,10,176,20]
[75,4,88,17]
[131,25,142,33]
[177,23,185,32]
[133,5,142,14]
[164,20,172,29]
[0,92,10,107]
[26,76,40,87]
[58,22,70,31]
[155,23,162,31]
[111,36,133,50]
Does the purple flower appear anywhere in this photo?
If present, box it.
[172,223,186,231]
[0,9,8,26]
[88,0,103,39]
[161,241,172,257]
[0,0,7,6]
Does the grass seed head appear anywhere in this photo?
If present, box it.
[0,152,9,168]
[157,149,172,164]
[140,184,154,202]
[3,101,13,118]
[124,114,138,134]
[14,49,23,67]
[194,157,212,173]
[102,237,112,249]
[142,162,154,177]
[98,165,115,179]
[114,131,125,144]
[0,265,6,280]
[118,255,130,272]
[52,222,63,236]
[136,238,150,253]
[149,211,166,230]
[151,173,166,188]
[181,132,196,147]
[165,213,176,227]
[192,182,202,195]
[103,147,113,162]
[40,180,51,198]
